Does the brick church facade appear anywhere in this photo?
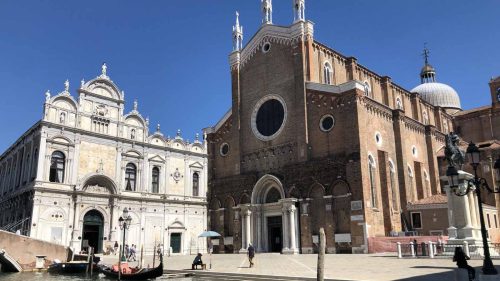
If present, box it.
[203,0,479,254]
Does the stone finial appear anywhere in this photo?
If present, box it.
[177,129,181,137]
[293,0,305,22]
[233,11,243,51]
[102,62,107,76]
[195,133,200,141]
[133,99,138,111]
[64,79,69,92]
[145,116,150,126]
[261,0,273,24]
[45,90,51,102]
[81,79,85,88]
[121,90,125,99]
[157,123,161,132]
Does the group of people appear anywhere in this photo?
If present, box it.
[124,244,138,261]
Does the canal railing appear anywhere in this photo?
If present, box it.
[396,241,500,259]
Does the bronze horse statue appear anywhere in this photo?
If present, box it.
[444,132,465,169]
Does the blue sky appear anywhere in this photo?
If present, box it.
[0,0,498,152]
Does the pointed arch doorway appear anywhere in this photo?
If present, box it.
[240,174,298,254]
[82,210,104,253]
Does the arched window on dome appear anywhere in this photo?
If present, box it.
[323,62,332,85]
[396,97,403,110]
[151,167,159,193]
[125,163,137,191]
[364,81,372,97]
[368,154,378,208]
[49,151,65,183]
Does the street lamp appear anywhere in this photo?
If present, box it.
[447,142,500,275]
[119,208,132,262]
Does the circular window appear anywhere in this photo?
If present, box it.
[412,146,418,157]
[262,42,271,53]
[220,143,229,156]
[375,132,382,145]
[251,95,287,141]
[319,115,335,132]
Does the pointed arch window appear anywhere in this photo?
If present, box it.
[368,155,378,208]
[49,151,65,183]
[323,62,332,85]
[396,97,403,110]
[151,167,159,193]
[364,81,372,97]
[422,111,429,125]
[125,163,137,191]
[389,161,399,211]
[192,172,199,197]
[407,165,415,202]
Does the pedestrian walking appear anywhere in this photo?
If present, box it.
[125,244,130,260]
[129,244,137,261]
[113,241,119,255]
[157,244,163,260]
[247,243,255,268]
[453,247,475,281]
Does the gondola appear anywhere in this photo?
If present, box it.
[98,259,163,280]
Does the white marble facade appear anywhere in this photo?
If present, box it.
[0,65,208,255]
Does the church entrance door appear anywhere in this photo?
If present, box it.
[267,216,282,252]
[82,210,104,253]
[170,233,181,254]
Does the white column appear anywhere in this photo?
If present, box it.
[245,210,252,246]
[473,193,481,229]
[36,133,47,181]
[282,207,289,251]
[289,205,297,252]
[468,193,478,228]
[240,212,246,251]
[256,210,262,252]
[462,193,472,228]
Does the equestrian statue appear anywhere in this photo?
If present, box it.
[444,132,465,169]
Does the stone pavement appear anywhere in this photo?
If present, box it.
[100,253,500,281]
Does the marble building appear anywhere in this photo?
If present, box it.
[0,65,208,255]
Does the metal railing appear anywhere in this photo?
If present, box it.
[397,241,500,259]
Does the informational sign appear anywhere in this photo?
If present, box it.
[351,200,363,211]
[335,233,352,243]
[312,235,319,243]
[351,215,364,221]
[224,236,233,245]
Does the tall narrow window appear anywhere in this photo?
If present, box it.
[151,167,159,193]
[364,81,371,97]
[368,155,377,208]
[125,163,137,191]
[323,62,332,85]
[31,148,38,180]
[192,172,199,197]
[389,161,399,211]
[49,151,65,183]
[407,165,414,202]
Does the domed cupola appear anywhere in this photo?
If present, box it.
[411,47,461,111]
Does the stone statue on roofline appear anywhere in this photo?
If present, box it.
[445,132,465,169]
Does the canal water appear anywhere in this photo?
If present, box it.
[0,272,198,281]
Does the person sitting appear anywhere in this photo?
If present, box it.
[192,253,205,270]
[453,247,475,281]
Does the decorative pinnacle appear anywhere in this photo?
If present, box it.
[157,123,161,132]
[45,90,51,102]
[422,43,430,65]
[102,62,107,76]
[195,133,200,141]
[133,99,138,111]
[81,79,85,88]
[177,129,181,137]
[64,79,69,92]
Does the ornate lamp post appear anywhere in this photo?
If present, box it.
[446,142,500,275]
[119,208,132,262]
